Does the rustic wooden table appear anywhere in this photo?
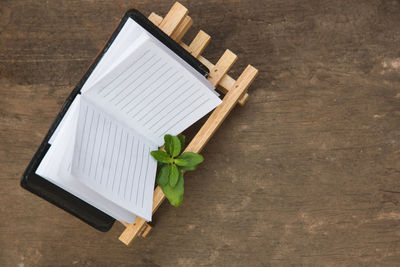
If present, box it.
[1,0,400,266]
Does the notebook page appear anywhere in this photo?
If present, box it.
[50,18,146,144]
[80,18,148,93]
[83,33,222,146]
[36,96,137,223]
[71,95,157,221]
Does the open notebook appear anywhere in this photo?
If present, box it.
[34,16,221,223]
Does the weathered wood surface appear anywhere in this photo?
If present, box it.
[1,0,400,266]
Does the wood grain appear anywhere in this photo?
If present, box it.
[2,0,400,266]
[187,30,211,58]
[170,16,193,42]
[158,2,188,36]
[208,49,238,86]
[148,12,163,26]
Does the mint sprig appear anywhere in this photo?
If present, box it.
[150,134,203,207]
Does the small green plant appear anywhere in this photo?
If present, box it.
[150,134,203,207]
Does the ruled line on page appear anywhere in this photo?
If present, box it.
[118,131,129,194]
[118,65,173,110]
[132,77,188,121]
[100,52,152,97]
[105,122,117,187]
[140,82,195,126]
[98,50,151,95]
[126,137,139,200]
[123,136,135,199]
[108,56,163,103]
[154,93,205,135]
[148,89,200,131]
[118,132,130,195]
[116,131,128,193]
[99,120,112,185]
[126,73,185,116]
[135,144,145,205]
[111,128,124,191]
[113,62,169,106]
[142,148,151,208]
[161,98,210,137]
[135,75,183,122]
[122,70,180,114]
[76,105,88,168]
[103,54,157,98]
[87,113,100,177]
[81,108,95,172]
[93,117,106,182]
[129,142,142,202]
[115,62,171,111]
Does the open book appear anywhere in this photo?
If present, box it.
[35,16,221,223]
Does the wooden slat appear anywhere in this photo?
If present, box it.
[208,50,238,86]
[150,12,192,42]
[119,219,147,245]
[151,185,166,213]
[238,92,249,105]
[170,16,193,42]
[186,65,258,152]
[141,224,153,238]
[187,30,211,58]
[197,54,249,106]
[148,12,163,26]
[158,2,188,36]
[217,70,236,93]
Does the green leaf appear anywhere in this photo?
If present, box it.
[156,165,169,186]
[160,171,184,207]
[150,150,171,164]
[164,134,181,157]
[169,164,179,187]
[180,165,197,171]
[178,135,185,148]
[175,152,204,167]
[171,136,181,157]
[164,134,173,155]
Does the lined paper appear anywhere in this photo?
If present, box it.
[71,96,157,220]
[83,33,221,146]
[80,18,149,93]
[36,96,137,223]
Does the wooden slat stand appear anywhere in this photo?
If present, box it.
[119,2,258,245]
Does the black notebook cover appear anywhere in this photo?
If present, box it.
[21,9,210,232]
